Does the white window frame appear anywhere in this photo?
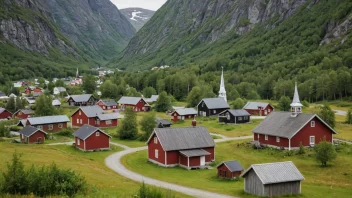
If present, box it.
[106,120,112,125]
[79,111,81,115]
[213,110,216,114]
[58,123,63,128]
[154,137,158,144]
[311,121,315,127]
[77,119,79,124]
[238,116,243,121]
[37,125,43,130]
[276,137,280,142]
[226,112,230,120]
[77,139,80,146]
[310,136,315,145]
[257,134,259,139]
[155,149,158,159]
[80,119,83,124]
[96,132,100,136]
[265,135,268,141]
[48,124,53,131]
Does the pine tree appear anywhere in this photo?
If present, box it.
[6,96,16,113]
[117,107,138,140]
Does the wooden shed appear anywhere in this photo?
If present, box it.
[218,109,251,124]
[217,160,243,179]
[241,161,304,197]
[18,126,47,144]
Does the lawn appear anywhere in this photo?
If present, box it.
[122,140,352,198]
[0,142,187,197]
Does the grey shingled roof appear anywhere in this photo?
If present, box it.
[100,99,117,106]
[179,149,210,157]
[157,118,172,126]
[56,87,66,92]
[217,160,243,172]
[175,108,197,116]
[241,161,304,184]
[200,98,230,109]
[20,109,34,115]
[152,127,215,151]
[118,96,144,105]
[80,106,103,117]
[243,102,272,110]
[224,109,251,117]
[69,94,93,102]
[18,126,47,137]
[27,115,70,125]
[97,113,120,121]
[252,112,336,138]
[73,125,111,140]
[0,108,6,114]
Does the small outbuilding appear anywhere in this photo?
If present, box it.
[241,161,304,197]
[18,126,47,144]
[218,109,251,124]
[73,125,111,151]
[0,108,12,120]
[243,102,274,116]
[217,160,243,179]
[118,96,150,112]
[96,99,118,110]
[13,109,34,119]
[171,108,197,122]
[156,118,172,128]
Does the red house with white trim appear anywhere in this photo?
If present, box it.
[73,125,111,151]
[96,99,118,110]
[253,83,337,150]
[24,115,70,132]
[243,102,274,116]
[71,106,119,128]
[147,127,215,169]
[118,96,150,112]
[18,126,47,144]
[0,108,12,120]
[13,109,34,119]
[171,108,197,122]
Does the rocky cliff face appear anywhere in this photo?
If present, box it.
[120,8,155,31]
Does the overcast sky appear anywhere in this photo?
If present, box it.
[111,0,167,11]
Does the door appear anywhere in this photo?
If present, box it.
[200,156,205,166]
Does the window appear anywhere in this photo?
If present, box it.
[108,107,111,110]
[154,137,158,144]
[80,119,83,124]
[96,132,100,136]
[213,110,216,114]
[268,109,271,113]
[310,136,315,145]
[37,125,42,130]
[238,116,243,121]
[265,135,268,141]
[77,139,80,146]
[106,120,112,125]
[77,119,79,124]
[19,112,22,115]
[244,116,248,120]
[257,134,259,139]
[58,123,63,128]
[79,111,81,115]
[276,137,280,142]
[155,149,159,158]
[226,112,230,120]
[311,121,315,127]
[48,124,53,131]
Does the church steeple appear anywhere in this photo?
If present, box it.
[218,67,227,102]
[76,68,79,78]
[290,82,303,117]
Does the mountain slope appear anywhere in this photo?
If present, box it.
[110,0,352,71]
[120,8,155,31]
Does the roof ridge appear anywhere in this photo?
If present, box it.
[252,161,293,166]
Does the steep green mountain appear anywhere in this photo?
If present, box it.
[110,0,352,72]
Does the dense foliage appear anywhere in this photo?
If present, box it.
[117,107,138,140]
[346,108,352,124]
[34,94,58,116]
[155,91,172,112]
[136,182,175,198]
[0,153,87,196]
[0,123,10,138]
[278,96,291,111]
[318,103,336,128]
[139,113,157,141]
[314,139,337,167]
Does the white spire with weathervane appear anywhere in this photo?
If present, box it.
[218,67,227,102]
[290,82,303,117]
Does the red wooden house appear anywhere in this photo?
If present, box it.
[13,109,34,119]
[0,108,12,120]
[217,160,243,179]
[171,108,197,122]
[96,99,118,110]
[18,126,47,144]
[118,97,150,112]
[73,125,111,151]
[71,106,119,128]
[253,83,337,150]
[147,127,215,169]
[243,102,274,116]
[25,115,70,132]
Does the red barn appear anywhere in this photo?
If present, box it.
[253,83,337,150]
[71,106,119,128]
[96,99,118,110]
[73,125,111,151]
[18,126,47,144]
[0,108,12,120]
[118,97,150,112]
[147,127,215,169]
[243,102,274,116]
[26,115,70,132]
[217,160,244,179]
[13,109,34,119]
[171,108,197,122]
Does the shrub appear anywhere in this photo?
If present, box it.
[297,142,305,155]
[314,139,337,167]
[56,128,74,137]
[0,123,10,138]
[302,100,310,107]
[9,126,22,132]
[136,182,175,198]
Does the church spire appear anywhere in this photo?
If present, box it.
[76,68,79,78]
[290,82,303,117]
[218,67,227,102]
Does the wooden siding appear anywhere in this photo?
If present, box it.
[148,134,166,165]
[245,105,273,116]
[27,122,68,132]
[264,181,301,197]
[20,131,46,144]
[84,130,110,151]
[171,111,196,122]
[197,101,229,117]
[13,111,31,119]
[96,101,118,110]
[217,164,242,179]
[68,97,96,106]
[166,151,179,165]
[218,112,250,124]
[244,169,265,197]
[0,110,12,119]
[120,100,149,112]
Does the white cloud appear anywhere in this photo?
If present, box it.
[110,0,167,11]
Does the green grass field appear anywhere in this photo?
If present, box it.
[122,140,352,198]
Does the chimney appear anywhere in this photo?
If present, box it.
[192,117,197,127]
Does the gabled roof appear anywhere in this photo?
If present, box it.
[156,118,172,126]
[220,109,251,117]
[198,98,230,109]
[78,106,103,117]
[118,96,145,105]
[174,108,197,116]
[73,125,111,140]
[97,113,120,121]
[18,119,27,127]
[52,100,61,106]
[18,126,47,137]
[0,108,9,114]
[68,94,94,102]
[145,95,159,103]
[148,127,215,151]
[55,87,66,92]
[0,92,6,97]
[27,115,70,125]
[243,102,273,110]
[217,160,243,172]
[179,149,210,157]
[241,161,304,184]
[252,112,337,138]
[98,99,117,106]
[16,109,34,115]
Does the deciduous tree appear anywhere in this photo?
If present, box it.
[139,112,156,141]
[82,75,96,94]
[314,139,337,167]
[117,107,138,140]
[278,96,291,111]
[318,103,335,128]
[34,94,57,116]
[155,91,171,112]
